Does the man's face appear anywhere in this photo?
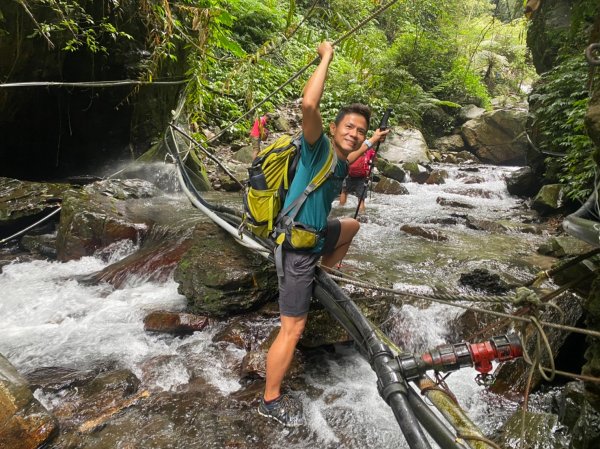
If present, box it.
[330,113,368,156]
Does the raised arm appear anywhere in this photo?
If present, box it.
[346,127,390,164]
[302,42,334,146]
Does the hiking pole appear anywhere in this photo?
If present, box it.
[353,107,392,219]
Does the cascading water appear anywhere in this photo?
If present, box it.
[0,163,557,448]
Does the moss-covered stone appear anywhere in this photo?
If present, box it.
[532,184,564,214]
[174,222,277,317]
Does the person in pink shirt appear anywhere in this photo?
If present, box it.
[250,114,271,159]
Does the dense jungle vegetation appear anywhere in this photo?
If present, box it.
[5,0,599,200]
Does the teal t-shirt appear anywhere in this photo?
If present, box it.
[282,133,348,251]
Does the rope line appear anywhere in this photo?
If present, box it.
[204,0,401,144]
[0,79,189,88]
[521,317,557,382]
[456,433,503,449]
[321,267,600,339]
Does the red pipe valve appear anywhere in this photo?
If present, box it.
[394,334,523,384]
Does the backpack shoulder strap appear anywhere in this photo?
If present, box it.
[278,140,337,222]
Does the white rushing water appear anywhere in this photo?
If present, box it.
[0,163,548,448]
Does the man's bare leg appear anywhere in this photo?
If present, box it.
[264,314,307,401]
[321,217,360,268]
[339,191,348,206]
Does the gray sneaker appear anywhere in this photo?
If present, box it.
[257,393,305,427]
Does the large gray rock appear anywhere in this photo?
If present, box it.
[506,166,542,197]
[458,104,486,123]
[432,134,465,152]
[379,126,431,164]
[461,109,528,165]
[557,382,600,449]
[372,177,409,195]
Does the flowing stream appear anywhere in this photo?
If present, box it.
[0,163,558,448]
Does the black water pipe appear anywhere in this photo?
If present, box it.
[315,268,465,449]
[562,190,600,248]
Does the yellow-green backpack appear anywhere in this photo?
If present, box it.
[241,135,335,243]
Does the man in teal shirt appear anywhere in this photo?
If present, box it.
[258,41,389,426]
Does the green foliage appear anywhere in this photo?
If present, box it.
[31,0,133,54]
[529,56,595,202]
[433,57,492,108]
[22,0,537,143]
[227,0,286,51]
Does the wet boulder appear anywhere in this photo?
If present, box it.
[432,134,465,152]
[376,158,406,183]
[455,150,481,164]
[401,224,448,241]
[143,311,210,335]
[379,127,431,164]
[174,223,278,318]
[557,381,600,449]
[458,104,486,123]
[506,166,542,197]
[461,109,528,165]
[425,169,448,185]
[0,177,71,239]
[403,162,431,184]
[302,293,401,348]
[537,236,596,258]
[494,410,569,449]
[240,327,304,379]
[0,354,58,449]
[39,368,146,433]
[19,233,57,259]
[212,314,277,351]
[458,268,510,295]
[56,180,202,271]
[491,290,584,397]
[436,197,475,209]
[372,177,409,195]
[466,216,542,235]
[531,184,564,215]
[56,179,160,261]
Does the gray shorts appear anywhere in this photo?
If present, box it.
[277,250,320,317]
[276,219,341,316]
[342,176,367,197]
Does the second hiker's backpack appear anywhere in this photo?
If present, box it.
[241,135,336,246]
[348,148,376,178]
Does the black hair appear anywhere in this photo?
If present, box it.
[334,103,371,129]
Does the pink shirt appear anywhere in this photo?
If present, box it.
[250,116,268,139]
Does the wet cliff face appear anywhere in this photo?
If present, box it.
[526,0,575,74]
[0,1,184,181]
[585,16,600,150]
